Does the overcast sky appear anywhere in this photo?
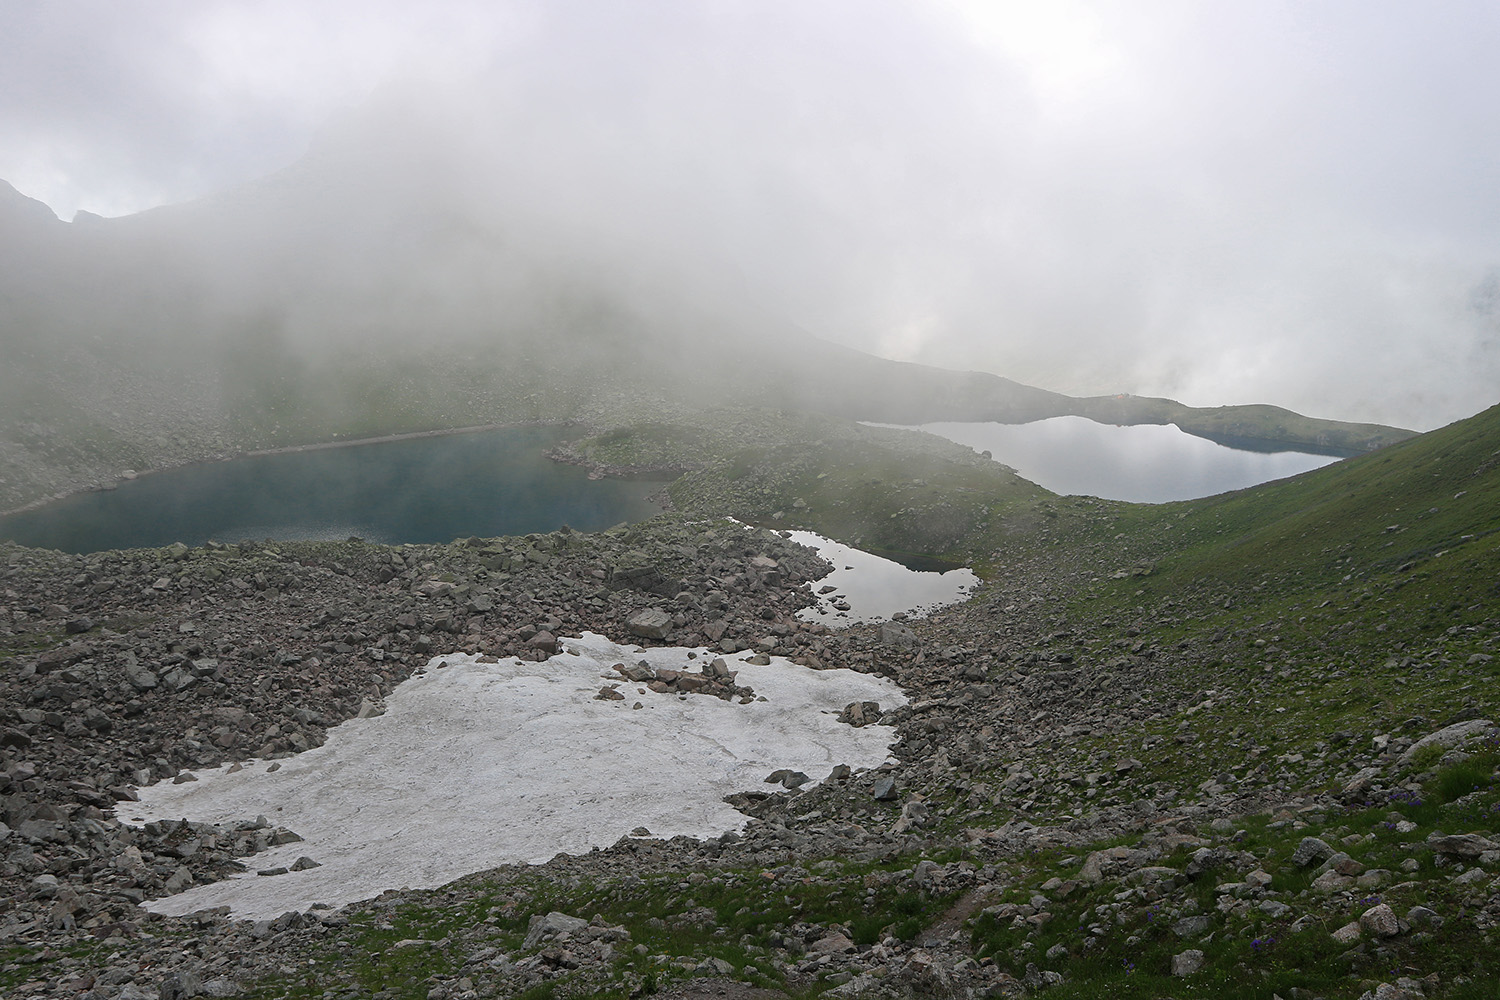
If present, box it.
[3,0,1499,430]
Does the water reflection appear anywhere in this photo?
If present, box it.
[0,427,661,553]
[789,530,976,626]
[882,418,1338,503]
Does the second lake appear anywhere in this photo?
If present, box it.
[876,417,1339,503]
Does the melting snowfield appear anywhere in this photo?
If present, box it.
[125,633,906,920]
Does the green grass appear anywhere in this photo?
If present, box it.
[239,857,961,999]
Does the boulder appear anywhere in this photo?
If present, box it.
[1359,903,1402,938]
[626,609,672,640]
[524,911,589,949]
[1331,920,1362,944]
[616,661,656,682]
[838,701,882,727]
[1291,836,1335,867]
[1171,949,1205,976]
[878,622,919,648]
[1172,914,1215,938]
[122,653,159,691]
[1427,832,1499,858]
[808,931,856,954]
[527,631,560,655]
[1079,846,1147,884]
[1400,719,1494,764]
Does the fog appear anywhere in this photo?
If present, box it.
[4,1,1500,430]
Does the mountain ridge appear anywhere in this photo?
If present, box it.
[0,175,1413,517]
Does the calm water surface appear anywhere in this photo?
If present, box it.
[881,417,1339,503]
[789,530,977,625]
[0,427,662,553]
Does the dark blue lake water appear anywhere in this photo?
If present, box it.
[0,427,662,554]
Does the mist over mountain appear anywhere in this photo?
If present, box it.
[0,73,1463,512]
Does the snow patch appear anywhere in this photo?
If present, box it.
[124,632,905,920]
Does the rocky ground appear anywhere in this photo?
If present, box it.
[2,500,1498,999]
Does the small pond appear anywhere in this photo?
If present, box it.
[789,530,977,625]
[878,417,1339,503]
[0,427,662,553]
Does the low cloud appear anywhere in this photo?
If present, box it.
[3,1,1498,429]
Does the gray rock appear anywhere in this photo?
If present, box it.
[626,608,672,640]
[1312,870,1355,892]
[616,660,656,682]
[1023,963,1064,988]
[1079,846,1146,883]
[838,701,882,727]
[1185,846,1223,878]
[1331,920,1362,944]
[1357,984,1423,1000]
[122,653,159,691]
[1427,832,1499,857]
[1400,719,1494,764]
[524,911,589,949]
[878,622,919,648]
[893,800,932,833]
[160,666,198,692]
[1406,904,1442,929]
[1291,836,1335,867]
[528,631,560,655]
[1171,949,1205,976]
[1171,914,1215,938]
[158,969,201,1000]
[872,776,899,801]
[808,931,856,954]
[765,769,811,789]
[1359,902,1402,938]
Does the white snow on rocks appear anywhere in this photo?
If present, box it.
[789,531,976,625]
[125,632,906,920]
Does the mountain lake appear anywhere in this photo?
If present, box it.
[0,417,1341,555]
[877,416,1339,504]
[0,426,663,554]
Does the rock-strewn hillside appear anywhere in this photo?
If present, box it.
[1,404,1497,999]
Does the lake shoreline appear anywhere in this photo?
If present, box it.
[0,422,673,553]
[0,421,578,519]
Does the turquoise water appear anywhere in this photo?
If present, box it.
[0,427,662,553]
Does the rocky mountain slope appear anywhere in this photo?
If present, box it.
[0,162,1411,519]
[1,399,1496,998]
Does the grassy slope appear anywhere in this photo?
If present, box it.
[557,402,1500,998]
[1116,401,1500,598]
[6,393,1494,998]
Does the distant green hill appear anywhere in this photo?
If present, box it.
[747,338,1414,457]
